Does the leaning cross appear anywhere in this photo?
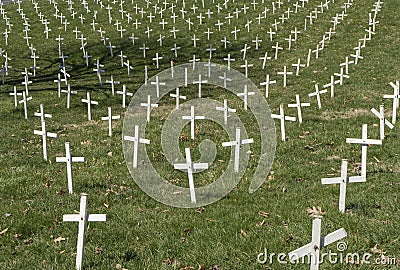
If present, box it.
[174,148,209,203]
[63,193,106,270]
[288,208,347,270]
[346,124,381,177]
[56,142,85,194]
[222,127,253,172]
[271,104,296,142]
[308,84,327,109]
[321,159,366,213]
[288,94,310,124]
[370,105,394,140]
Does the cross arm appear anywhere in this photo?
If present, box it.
[88,214,107,222]
[320,228,347,247]
[193,163,209,170]
[321,177,341,185]
[56,157,68,162]
[139,138,150,144]
[241,138,254,144]
[348,176,366,183]
[71,157,85,162]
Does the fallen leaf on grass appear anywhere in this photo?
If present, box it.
[0,228,8,235]
[258,211,269,218]
[4,213,12,217]
[240,229,248,237]
[54,236,65,243]
[95,247,103,254]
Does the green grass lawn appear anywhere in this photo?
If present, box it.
[1,0,400,269]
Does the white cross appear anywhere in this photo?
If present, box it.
[216,99,236,125]
[123,125,150,168]
[277,65,292,88]
[56,142,85,194]
[81,92,98,121]
[174,148,209,203]
[93,59,105,86]
[259,52,271,70]
[140,95,158,122]
[237,85,255,110]
[219,72,232,88]
[101,107,120,137]
[63,193,106,270]
[271,104,296,142]
[170,88,186,110]
[292,58,305,76]
[308,84,327,109]
[288,211,347,270]
[334,67,350,86]
[54,73,65,97]
[240,60,253,78]
[193,74,208,97]
[340,56,354,74]
[189,54,200,70]
[346,124,382,177]
[272,42,283,59]
[204,60,216,78]
[9,86,22,108]
[383,80,400,124]
[19,91,32,120]
[288,94,310,124]
[322,159,366,213]
[34,105,57,161]
[105,75,120,95]
[152,52,163,69]
[116,85,133,108]
[260,74,276,98]
[151,75,166,98]
[61,84,77,109]
[223,54,235,70]
[222,127,253,172]
[371,105,394,140]
[182,106,205,140]
[323,75,337,98]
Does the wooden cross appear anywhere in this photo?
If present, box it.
[371,105,394,140]
[272,42,283,59]
[308,84,327,109]
[81,92,98,121]
[340,56,354,74]
[170,88,186,110]
[123,60,134,78]
[204,60,216,78]
[63,193,106,270]
[151,75,166,98]
[193,74,208,97]
[101,107,120,137]
[292,58,305,76]
[139,43,149,58]
[277,65,292,87]
[260,74,276,98]
[189,54,200,70]
[346,124,382,177]
[9,86,22,108]
[288,94,310,124]
[174,148,209,203]
[216,99,236,125]
[140,95,158,122]
[33,104,56,160]
[56,142,85,194]
[222,127,253,172]
[271,104,296,141]
[105,75,120,96]
[116,85,133,108]
[334,67,350,85]
[19,91,32,120]
[53,73,65,97]
[123,125,150,168]
[383,80,400,124]
[237,85,255,110]
[182,106,205,140]
[322,159,366,213]
[288,209,347,270]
